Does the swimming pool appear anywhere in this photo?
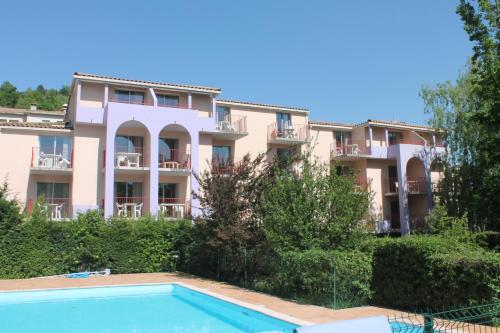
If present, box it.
[0,284,299,333]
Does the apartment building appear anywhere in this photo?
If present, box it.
[0,72,444,234]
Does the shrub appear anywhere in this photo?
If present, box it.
[254,249,373,308]
[371,236,500,311]
[473,231,500,252]
[0,211,192,279]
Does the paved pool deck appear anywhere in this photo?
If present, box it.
[0,272,402,325]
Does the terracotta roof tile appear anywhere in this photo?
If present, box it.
[0,121,68,130]
[217,99,308,112]
[74,72,221,94]
[354,119,435,130]
[0,106,65,116]
[309,120,354,128]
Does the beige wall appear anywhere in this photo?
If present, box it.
[199,133,213,172]
[72,125,105,208]
[371,127,386,147]
[80,82,104,108]
[310,126,333,165]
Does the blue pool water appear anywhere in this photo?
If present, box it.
[0,284,298,333]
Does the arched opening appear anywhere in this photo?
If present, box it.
[158,123,191,218]
[430,158,444,192]
[113,120,151,217]
[406,157,427,230]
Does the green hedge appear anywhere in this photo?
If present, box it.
[371,236,500,311]
[0,211,192,279]
[254,249,373,308]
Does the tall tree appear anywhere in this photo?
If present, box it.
[422,0,499,231]
[0,81,18,108]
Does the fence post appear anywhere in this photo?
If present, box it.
[332,266,337,309]
[423,314,433,333]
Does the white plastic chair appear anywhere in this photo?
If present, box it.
[53,203,64,220]
[116,202,125,217]
[133,203,143,218]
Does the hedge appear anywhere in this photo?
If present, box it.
[0,211,192,279]
[371,236,500,311]
[254,249,373,308]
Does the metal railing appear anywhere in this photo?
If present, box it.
[114,146,145,168]
[407,176,427,194]
[267,123,309,142]
[158,148,191,169]
[211,159,243,175]
[31,147,73,170]
[215,114,247,133]
[158,198,190,219]
[331,140,368,156]
[28,197,71,220]
[109,97,154,106]
[384,177,399,194]
[115,196,144,218]
[390,303,500,332]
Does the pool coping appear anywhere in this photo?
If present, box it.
[0,281,312,326]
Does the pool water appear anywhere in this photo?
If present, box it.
[0,284,298,333]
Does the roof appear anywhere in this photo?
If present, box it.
[217,99,308,113]
[0,106,65,116]
[354,119,435,131]
[0,121,69,130]
[74,72,222,94]
[309,120,354,128]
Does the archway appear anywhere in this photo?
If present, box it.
[157,123,192,218]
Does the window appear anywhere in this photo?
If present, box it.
[388,131,401,145]
[336,165,354,176]
[276,113,291,132]
[159,138,178,162]
[115,135,143,153]
[39,135,72,161]
[212,146,231,165]
[37,182,70,200]
[114,182,143,199]
[157,94,179,107]
[159,183,177,200]
[114,90,145,104]
[216,106,230,123]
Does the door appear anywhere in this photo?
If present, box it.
[390,200,400,230]
[276,113,291,133]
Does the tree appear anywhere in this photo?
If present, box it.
[0,181,22,233]
[188,153,270,284]
[260,157,370,252]
[0,81,18,107]
[421,0,499,231]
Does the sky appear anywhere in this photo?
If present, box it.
[0,0,472,125]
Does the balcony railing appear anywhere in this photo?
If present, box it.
[28,197,71,220]
[384,177,399,194]
[211,159,243,175]
[115,196,145,218]
[115,146,145,168]
[31,147,73,170]
[389,138,426,146]
[215,115,247,134]
[267,123,309,143]
[407,176,427,194]
[353,176,370,191]
[158,198,190,219]
[158,149,191,169]
[331,140,368,157]
[109,97,154,106]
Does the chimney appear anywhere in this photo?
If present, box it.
[30,103,37,111]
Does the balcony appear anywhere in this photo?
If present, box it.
[158,149,191,176]
[30,147,73,175]
[389,138,426,146]
[267,123,309,144]
[331,140,369,160]
[109,97,154,106]
[158,198,190,219]
[353,176,370,192]
[28,197,71,220]
[115,196,145,218]
[407,176,427,194]
[113,146,149,174]
[384,177,399,196]
[212,115,248,140]
[211,160,243,175]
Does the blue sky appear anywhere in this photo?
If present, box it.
[0,1,471,125]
